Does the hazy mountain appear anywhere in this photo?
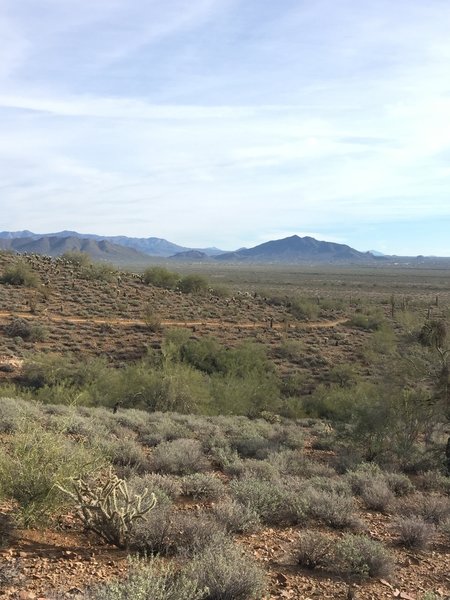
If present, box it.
[215,235,382,263]
[169,250,210,261]
[0,231,223,258]
[0,236,150,264]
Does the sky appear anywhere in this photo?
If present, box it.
[1,0,450,256]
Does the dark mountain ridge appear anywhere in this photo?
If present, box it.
[215,235,382,264]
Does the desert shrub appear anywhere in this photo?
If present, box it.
[129,496,174,555]
[149,439,209,475]
[229,476,303,525]
[211,371,280,417]
[328,364,358,388]
[305,487,360,530]
[61,250,91,266]
[129,473,181,499]
[143,266,179,289]
[0,423,103,525]
[393,516,435,549]
[80,262,117,282]
[4,318,47,342]
[0,261,40,287]
[417,470,450,494]
[440,517,450,542]
[0,513,15,548]
[181,473,225,500]
[142,305,163,332]
[211,499,261,534]
[289,297,319,321]
[178,274,208,294]
[19,353,107,391]
[102,438,149,474]
[170,512,227,557]
[333,534,393,578]
[360,480,394,512]
[278,339,306,361]
[346,462,384,495]
[190,538,266,600]
[384,472,414,496]
[346,311,384,331]
[229,458,279,482]
[268,449,334,478]
[397,493,450,525]
[295,530,332,569]
[80,556,206,600]
[0,397,41,433]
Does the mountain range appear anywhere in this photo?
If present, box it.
[0,230,438,265]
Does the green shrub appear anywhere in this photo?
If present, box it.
[143,266,179,289]
[333,534,394,578]
[0,261,40,287]
[289,298,319,321]
[178,274,208,294]
[0,423,103,525]
[80,262,117,282]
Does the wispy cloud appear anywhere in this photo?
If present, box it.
[0,0,449,254]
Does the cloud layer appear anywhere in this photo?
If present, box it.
[1,0,449,254]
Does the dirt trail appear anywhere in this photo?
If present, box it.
[0,310,347,331]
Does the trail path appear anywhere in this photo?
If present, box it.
[0,310,347,331]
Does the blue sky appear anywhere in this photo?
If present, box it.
[1,0,450,255]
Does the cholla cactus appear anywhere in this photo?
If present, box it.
[57,469,156,548]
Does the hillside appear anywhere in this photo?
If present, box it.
[0,250,449,600]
